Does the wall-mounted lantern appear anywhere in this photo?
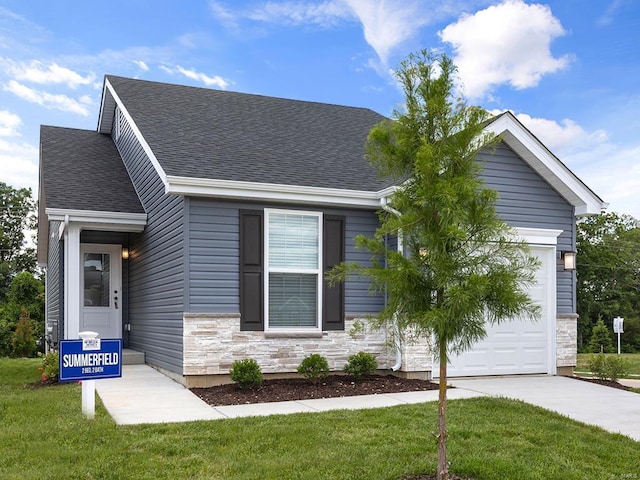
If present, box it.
[122,247,129,260]
[561,251,576,271]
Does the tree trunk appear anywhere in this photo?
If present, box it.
[437,340,448,480]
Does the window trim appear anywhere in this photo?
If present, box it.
[264,208,323,332]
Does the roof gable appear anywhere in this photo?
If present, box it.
[485,112,606,216]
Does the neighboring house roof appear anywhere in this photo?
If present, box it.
[39,126,144,213]
[100,75,391,192]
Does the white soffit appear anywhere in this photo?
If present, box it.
[485,113,607,216]
[46,208,147,233]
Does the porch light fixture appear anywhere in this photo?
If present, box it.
[561,251,576,271]
[122,247,129,260]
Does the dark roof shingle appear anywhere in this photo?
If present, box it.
[106,75,392,192]
[40,126,144,213]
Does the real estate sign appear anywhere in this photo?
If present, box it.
[59,338,122,382]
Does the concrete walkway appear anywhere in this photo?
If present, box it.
[452,376,640,441]
[96,365,482,425]
[96,365,640,442]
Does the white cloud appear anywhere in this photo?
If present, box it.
[440,0,571,98]
[175,66,230,88]
[244,1,352,27]
[0,110,22,136]
[0,138,39,194]
[4,80,90,116]
[343,0,431,66]
[213,0,449,67]
[2,58,95,89]
[491,110,609,155]
[133,60,149,71]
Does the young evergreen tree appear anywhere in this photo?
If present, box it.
[329,51,541,480]
[588,317,614,353]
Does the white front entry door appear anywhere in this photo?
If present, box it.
[434,246,555,377]
[79,244,122,339]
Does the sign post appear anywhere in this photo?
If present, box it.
[613,317,624,355]
[59,332,122,419]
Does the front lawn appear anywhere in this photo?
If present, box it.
[1,358,638,480]
[575,352,640,377]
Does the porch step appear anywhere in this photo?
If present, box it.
[122,349,145,365]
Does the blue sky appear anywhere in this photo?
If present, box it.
[1,0,639,219]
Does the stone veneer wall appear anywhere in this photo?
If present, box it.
[183,313,414,378]
[556,313,578,374]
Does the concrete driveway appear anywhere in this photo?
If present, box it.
[451,375,640,441]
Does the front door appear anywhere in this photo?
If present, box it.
[80,244,122,339]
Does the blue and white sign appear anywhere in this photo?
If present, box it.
[59,338,122,382]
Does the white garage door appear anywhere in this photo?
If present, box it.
[435,246,553,377]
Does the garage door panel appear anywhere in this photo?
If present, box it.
[435,246,552,378]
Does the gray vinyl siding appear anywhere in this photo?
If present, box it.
[478,142,576,313]
[46,221,62,345]
[186,198,384,316]
[112,109,184,374]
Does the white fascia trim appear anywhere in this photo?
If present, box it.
[165,175,386,208]
[485,113,607,216]
[103,78,169,186]
[514,227,562,246]
[46,208,147,232]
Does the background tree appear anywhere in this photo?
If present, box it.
[0,271,44,356]
[576,212,640,351]
[330,51,540,480]
[588,317,614,353]
[0,182,37,303]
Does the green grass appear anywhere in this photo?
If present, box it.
[576,353,640,377]
[1,358,638,480]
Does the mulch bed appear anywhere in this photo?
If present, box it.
[567,375,634,391]
[191,374,439,406]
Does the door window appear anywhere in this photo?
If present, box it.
[83,253,110,307]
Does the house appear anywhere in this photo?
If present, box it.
[37,75,606,386]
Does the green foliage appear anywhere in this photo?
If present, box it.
[297,353,329,382]
[576,212,640,350]
[587,353,631,381]
[328,51,542,478]
[343,351,378,380]
[0,271,45,356]
[0,182,37,304]
[588,318,614,353]
[39,351,59,382]
[604,355,631,382]
[229,358,263,389]
[11,307,36,357]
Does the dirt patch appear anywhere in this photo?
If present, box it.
[191,374,439,406]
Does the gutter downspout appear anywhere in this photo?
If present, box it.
[380,197,403,371]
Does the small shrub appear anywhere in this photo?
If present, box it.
[587,352,607,380]
[11,307,36,358]
[230,358,263,389]
[343,351,377,380]
[297,354,329,382]
[39,351,59,382]
[587,353,631,382]
[604,355,631,382]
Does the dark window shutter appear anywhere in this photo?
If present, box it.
[323,215,345,330]
[240,210,264,331]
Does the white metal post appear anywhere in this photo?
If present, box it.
[78,331,99,419]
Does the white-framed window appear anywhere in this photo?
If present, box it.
[264,209,323,331]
